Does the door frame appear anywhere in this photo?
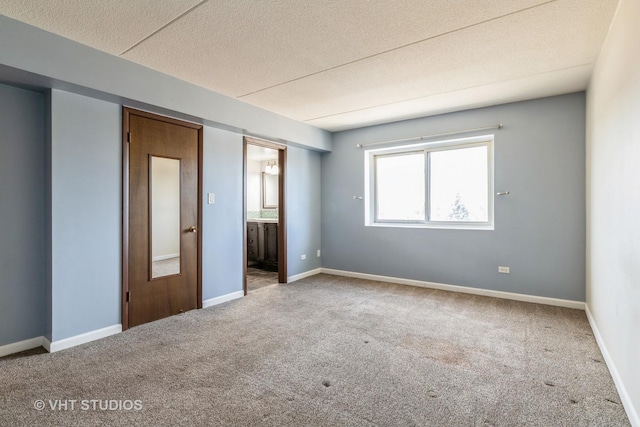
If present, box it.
[243,136,287,295]
[122,107,203,330]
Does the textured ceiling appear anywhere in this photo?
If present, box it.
[0,0,619,132]
[0,0,203,55]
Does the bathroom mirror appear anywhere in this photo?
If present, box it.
[150,156,181,278]
[262,172,279,209]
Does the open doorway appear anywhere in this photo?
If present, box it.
[243,137,287,294]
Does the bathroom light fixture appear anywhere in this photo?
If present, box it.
[264,160,279,175]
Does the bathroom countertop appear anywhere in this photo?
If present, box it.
[247,218,278,223]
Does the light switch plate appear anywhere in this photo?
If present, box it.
[208,193,215,204]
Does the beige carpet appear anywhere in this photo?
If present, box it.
[0,274,630,426]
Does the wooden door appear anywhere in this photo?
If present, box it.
[124,109,202,328]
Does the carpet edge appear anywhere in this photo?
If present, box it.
[203,291,244,308]
[320,268,585,309]
[288,268,322,283]
[586,304,639,427]
[48,325,122,353]
[0,336,46,358]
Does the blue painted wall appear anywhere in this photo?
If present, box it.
[202,127,244,300]
[49,90,121,341]
[44,90,52,341]
[287,146,322,276]
[40,90,324,342]
[322,93,586,301]
[0,83,45,346]
[0,83,584,350]
[201,130,323,296]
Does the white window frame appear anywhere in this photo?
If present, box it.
[364,134,494,230]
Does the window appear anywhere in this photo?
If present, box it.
[365,135,494,230]
[375,152,425,221]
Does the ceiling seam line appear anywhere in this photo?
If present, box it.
[236,0,559,99]
[119,0,209,56]
[301,62,593,122]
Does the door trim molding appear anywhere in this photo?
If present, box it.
[122,108,130,330]
[242,140,247,295]
[244,136,286,151]
[122,107,203,330]
[277,147,287,284]
[243,137,288,296]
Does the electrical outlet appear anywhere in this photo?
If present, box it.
[498,266,510,274]
[317,249,321,257]
[208,193,215,204]
[301,254,306,260]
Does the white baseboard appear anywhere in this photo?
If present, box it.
[586,305,639,427]
[203,291,244,308]
[0,336,46,358]
[152,253,179,262]
[320,268,585,310]
[288,268,322,283]
[46,324,122,353]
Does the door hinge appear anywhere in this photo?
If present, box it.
[126,291,130,302]
[127,132,131,143]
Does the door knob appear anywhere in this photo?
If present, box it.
[187,226,197,233]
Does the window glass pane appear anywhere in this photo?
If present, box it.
[376,152,425,221]
[429,146,488,222]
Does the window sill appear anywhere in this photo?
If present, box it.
[365,222,494,231]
